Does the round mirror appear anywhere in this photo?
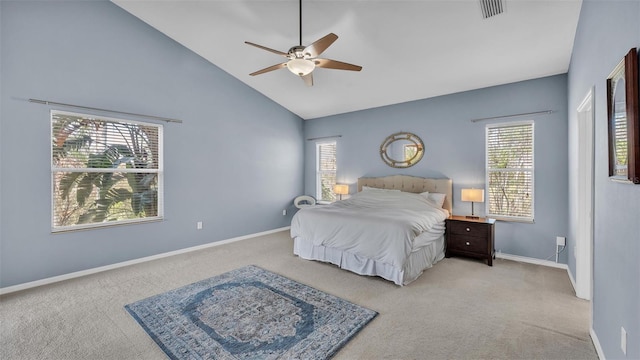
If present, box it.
[380,132,424,168]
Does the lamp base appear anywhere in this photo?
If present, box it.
[465,202,480,219]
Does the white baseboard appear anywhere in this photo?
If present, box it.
[0,226,291,295]
[590,327,605,360]
[567,266,578,293]
[495,252,568,270]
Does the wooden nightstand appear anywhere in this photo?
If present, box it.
[445,215,496,266]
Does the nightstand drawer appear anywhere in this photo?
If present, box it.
[448,235,487,253]
[448,221,489,237]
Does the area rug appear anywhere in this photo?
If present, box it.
[125,265,377,359]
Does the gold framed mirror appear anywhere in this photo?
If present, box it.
[380,132,425,168]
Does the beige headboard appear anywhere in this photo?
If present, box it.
[357,175,453,213]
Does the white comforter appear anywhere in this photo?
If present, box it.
[290,190,449,268]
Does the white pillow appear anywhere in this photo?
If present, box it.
[362,186,400,192]
[420,192,446,208]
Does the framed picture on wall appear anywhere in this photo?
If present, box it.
[607,47,639,184]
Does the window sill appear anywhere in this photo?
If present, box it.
[52,217,163,233]
[489,216,535,224]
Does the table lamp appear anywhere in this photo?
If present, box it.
[461,188,484,219]
[333,184,349,200]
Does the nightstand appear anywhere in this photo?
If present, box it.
[445,215,496,266]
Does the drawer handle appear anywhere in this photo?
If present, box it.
[466,227,470,232]
[465,242,470,246]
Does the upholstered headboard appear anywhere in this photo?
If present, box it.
[357,175,453,213]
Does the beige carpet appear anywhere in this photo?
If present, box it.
[0,230,597,360]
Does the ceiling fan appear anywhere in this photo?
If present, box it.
[245,0,362,86]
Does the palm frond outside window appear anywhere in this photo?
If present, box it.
[51,111,163,232]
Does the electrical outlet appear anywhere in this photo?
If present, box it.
[556,236,566,246]
[621,327,627,355]
[196,221,203,230]
[282,209,287,216]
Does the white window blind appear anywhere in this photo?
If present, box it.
[316,141,337,202]
[51,110,163,232]
[486,122,534,221]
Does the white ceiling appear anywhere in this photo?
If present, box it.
[112,0,583,120]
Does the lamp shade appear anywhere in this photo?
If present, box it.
[287,59,315,76]
[333,184,349,195]
[461,188,485,202]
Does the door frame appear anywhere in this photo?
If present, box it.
[575,87,595,302]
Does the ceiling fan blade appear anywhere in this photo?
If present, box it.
[304,33,338,58]
[314,58,362,72]
[249,63,287,76]
[301,73,313,87]
[245,41,289,57]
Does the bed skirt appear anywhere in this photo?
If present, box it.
[293,235,445,286]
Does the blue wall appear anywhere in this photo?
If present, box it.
[0,1,303,288]
[568,0,640,358]
[304,75,569,263]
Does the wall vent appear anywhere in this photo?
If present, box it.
[480,0,505,19]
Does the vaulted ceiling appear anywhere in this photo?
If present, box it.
[112,0,583,120]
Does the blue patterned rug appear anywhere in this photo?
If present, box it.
[125,265,377,359]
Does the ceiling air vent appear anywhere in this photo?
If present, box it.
[480,0,504,19]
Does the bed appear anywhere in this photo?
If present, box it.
[291,175,452,285]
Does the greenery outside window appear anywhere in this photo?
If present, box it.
[51,111,163,232]
[486,121,534,222]
[316,141,337,202]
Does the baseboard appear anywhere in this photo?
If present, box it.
[567,266,578,293]
[0,226,291,295]
[495,252,568,270]
[590,327,605,360]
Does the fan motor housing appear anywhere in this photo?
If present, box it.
[288,45,309,59]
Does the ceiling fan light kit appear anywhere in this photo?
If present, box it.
[287,58,315,76]
[245,0,362,86]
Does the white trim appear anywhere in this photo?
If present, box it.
[50,110,164,233]
[0,226,290,295]
[315,142,322,199]
[495,252,568,270]
[491,216,535,224]
[51,167,159,173]
[315,140,337,201]
[590,328,606,360]
[567,266,577,294]
[485,119,536,129]
[485,121,535,221]
[575,87,595,301]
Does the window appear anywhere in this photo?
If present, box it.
[486,121,534,221]
[316,141,336,202]
[612,110,628,176]
[404,144,419,161]
[51,111,163,232]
